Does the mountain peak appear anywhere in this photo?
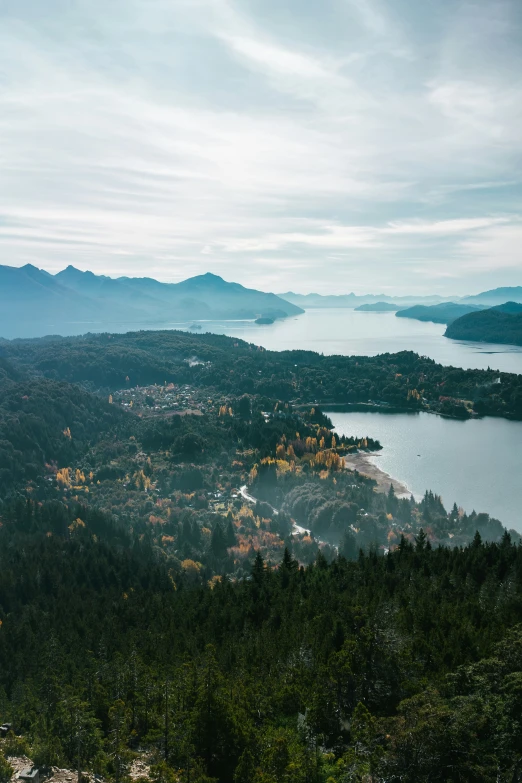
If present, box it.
[193,272,225,282]
[58,265,85,275]
[20,264,53,279]
[57,265,101,281]
[177,272,230,289]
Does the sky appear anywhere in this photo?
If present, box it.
[1,0,522,296]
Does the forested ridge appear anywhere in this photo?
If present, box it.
[396,302,484,325]
[446,308,522,346]
[3,329,522,418]
[0,375,126,490]
[1,330,522,781]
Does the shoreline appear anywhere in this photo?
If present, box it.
[344,451,411,498]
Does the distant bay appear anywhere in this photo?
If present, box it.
[329,409,522,533]
[189,308,522,374]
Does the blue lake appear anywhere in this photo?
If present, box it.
[181,308,522,374]
[329,409,522,533]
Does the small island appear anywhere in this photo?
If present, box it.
[255,316,275,325]
[188,323,202,330]
[355,302,401,312]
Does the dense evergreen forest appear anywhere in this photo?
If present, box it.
[2,501,522,782]
[446,307,522,346]
[3,328,522,417]
[1,329,522,781]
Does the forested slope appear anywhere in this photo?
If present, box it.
[0,357,127,491]
[446,308,522,346]
[1,501,522,782]
[3,329,522,418]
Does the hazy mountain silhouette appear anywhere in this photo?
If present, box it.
[279,291,450,308]
[461,287,522,306]
[396,302,486,325]
[0,265,303,339]
[281,286,522,311]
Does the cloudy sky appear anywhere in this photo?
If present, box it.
[1,0,522,295]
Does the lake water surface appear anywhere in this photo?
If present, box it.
[329,410,522,532]
[185,308,522,374]
[24,307,522,374]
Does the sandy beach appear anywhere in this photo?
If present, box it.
[344,452,411,498]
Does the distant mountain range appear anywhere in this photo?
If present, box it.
[280,286,522,309]
[2,264,522,342]
[461,287,522,307]
[0,265,303,339]
[279,292,448,308]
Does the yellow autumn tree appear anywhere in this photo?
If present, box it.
[56,467,71,487]
[134,470,151,491]
[182,559,203,585]
[68,517,86,534]
[314,451,345,472]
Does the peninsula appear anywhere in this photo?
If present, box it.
[446,303,522,345]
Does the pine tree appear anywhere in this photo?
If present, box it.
[107,700,131,783]
[251,552,265,585]
[415,528,427,551]
[225,519,237,548]
[211,524,227,559]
